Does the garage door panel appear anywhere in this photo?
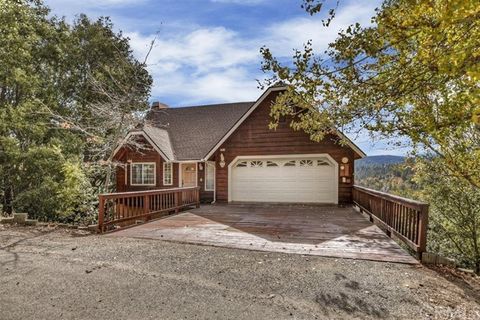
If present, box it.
[231,157,337,203]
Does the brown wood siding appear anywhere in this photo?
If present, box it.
[211,90,356,204]
[114,140,214,202]
[114,138,179,192]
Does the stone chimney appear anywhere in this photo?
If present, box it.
[151,101,169,110]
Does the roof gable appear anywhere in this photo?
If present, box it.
[145,101,254,160]
[203,85,366,159]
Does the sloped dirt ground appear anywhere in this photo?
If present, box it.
[1,224,479,320]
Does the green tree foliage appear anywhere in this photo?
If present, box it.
[261,0,480,271]
[261,0,479,185]
[416,157,480,274]
[0,0,152,222]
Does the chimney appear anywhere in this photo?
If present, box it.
[151,101,169,110]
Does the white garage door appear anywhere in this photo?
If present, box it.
[231,157,337,203]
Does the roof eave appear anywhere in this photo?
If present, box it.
[333,129,367,158]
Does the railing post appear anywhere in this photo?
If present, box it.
[98,195,105,233]
[196,187,200,208]
[175,190,180,213]
[417,204,429,260]
[144,194,150,221]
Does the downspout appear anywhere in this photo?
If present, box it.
[211,160,216,204]
[212,186,216,204]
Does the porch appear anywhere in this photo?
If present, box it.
[108,203,418,264]
[98,186,428,264]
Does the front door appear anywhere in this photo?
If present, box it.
[181,163,197,187]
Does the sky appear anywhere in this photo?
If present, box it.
[44,0,409,156]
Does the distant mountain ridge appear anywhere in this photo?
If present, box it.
[353,155,415,195]
[355,155,405,168]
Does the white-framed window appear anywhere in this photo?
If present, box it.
[163,162,173,185]
[131,163,156,186]
[205,161,215,191]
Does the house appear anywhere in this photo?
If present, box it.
[112,85,366,204]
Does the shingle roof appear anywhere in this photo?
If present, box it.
[142,125,174,160]
[143,102,254,160]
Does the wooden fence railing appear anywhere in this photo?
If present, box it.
[352,185,429,259]
[98,187,200,233]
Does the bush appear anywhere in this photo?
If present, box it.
[57,161,96,225]
[11,146,96,224]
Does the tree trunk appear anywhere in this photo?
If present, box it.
[3,185,13,215]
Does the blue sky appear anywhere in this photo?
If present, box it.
[44,0,408,156]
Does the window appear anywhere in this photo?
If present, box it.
[236,161,247,167]
[284,160,296,166]
[163,162,172,185]
[299,159,313,167]
[131,163,155,186]
[266,160,278,167]
[250,160,263,167]
[317,159,330,166]
[205,161,215,191]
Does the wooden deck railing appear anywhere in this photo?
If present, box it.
[352,185,429,259]
[98,187,200,233]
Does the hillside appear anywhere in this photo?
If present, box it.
[354,155,417,197]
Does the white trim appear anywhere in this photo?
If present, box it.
[173,160,202,163]
[179,162,198,187]
[227,154,339,204]
[203,86,287,161]
[333,129,367,158]
[130,162,156,186]
[163,162,173,186]
[205,161,215,191]
[112,131,170,162]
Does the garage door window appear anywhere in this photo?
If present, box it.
[284,160,296,166]
[266,161,278,167]
[250,160,263,167]
[299,159,314,166]
[317,159,331,166]
[236,161,247,167]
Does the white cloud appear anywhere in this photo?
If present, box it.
[210,0,267,4]
[48,0,144,9]
[264,2,377,56]
[126,27,262,105]
[130,2,378,104]
[47,0,380,106]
